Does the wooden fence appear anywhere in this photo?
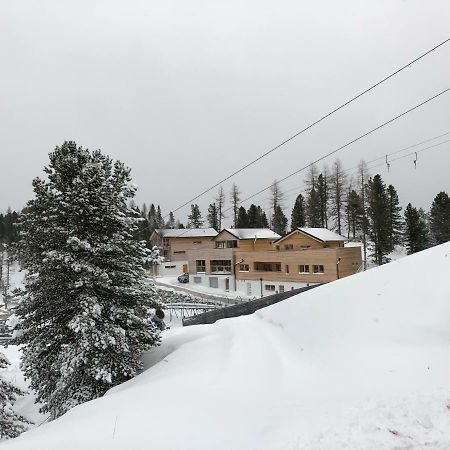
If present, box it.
[182,284,322,326]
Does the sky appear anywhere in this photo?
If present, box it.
[1,0,449,226]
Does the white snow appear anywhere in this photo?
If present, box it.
[2,243,450,449]
[153,228,218,238]
[220,228,281,240]
[297,227,347,241]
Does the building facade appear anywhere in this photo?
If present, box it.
[151,227,362,296]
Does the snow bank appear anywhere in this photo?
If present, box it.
[2,243,450,449]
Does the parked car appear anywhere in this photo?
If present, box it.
[177,273,189,283]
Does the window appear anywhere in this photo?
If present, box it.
[254,262,282,272]
[285,265,289,274]
[162,238,170,247]
[173,250,186,254]
[196,260,206,273]
[239,264,249,272]
[284,244,294,250]
[313,265,324,274]
[211,260,231,272]
[215,240,238,248]
[265,285,276,291]
[299,265,310,273]
[163,250,169,258]
[209,277,219,288]
[226,240,238,248]
[193,277,202,284]
[193,240,202,245]
[164,265,176,269]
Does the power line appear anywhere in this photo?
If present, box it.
[225,88,450,212]
[283,132,450,202]
[165,37,450,218]
[341,130,450,174]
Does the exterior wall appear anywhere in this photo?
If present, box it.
[276,231,343,251]
[236,278,312,297]
[158,260,188,277]
[238,239,276,251]
[186,249,234,272]
[190,273,235,291]
[166,237,215,261]
[234,246,361,284]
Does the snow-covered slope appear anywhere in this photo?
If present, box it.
[2,243,450,449]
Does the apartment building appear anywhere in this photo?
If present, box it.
[151,227,362,295]
[235,228,362,296]
[150,228,218,276]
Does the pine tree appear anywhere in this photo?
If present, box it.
[367,174,391,265]
[272,205,288,235]
[306,188,321,227]
[247,204,259,228]
[156,206,164,229]
[147,204,158,233]
[260,209,269,228]
[236,206,249,228]
[386,184,403,250]
[291,194,305,230]
[429,191,450,245]
[188,204,203,228]
[0,352,30,438]
[14,142,161,419]
[346,189,363,239]
[404,203,429,254]
[166,212,175,229]
[269,180,284,220]
[207,203,219,230]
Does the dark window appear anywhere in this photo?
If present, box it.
[211,260,231,272]
[299,265,310,273]
[196,260,206,272]
[313,265,324,274]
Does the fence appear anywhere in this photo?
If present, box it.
[182,284,322,326]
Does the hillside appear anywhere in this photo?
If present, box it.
[2,243,450,449]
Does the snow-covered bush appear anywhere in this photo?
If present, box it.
[14,142,161,419]
[0,352,30,439]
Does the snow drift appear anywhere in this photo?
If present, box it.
[2,243,450,449]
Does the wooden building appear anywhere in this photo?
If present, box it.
[151,227,362,295]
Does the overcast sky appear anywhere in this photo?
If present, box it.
[1,0,449,225]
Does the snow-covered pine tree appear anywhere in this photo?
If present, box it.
[14,142,161,419]
[0,352,30,439]
[187,204,204,228]
[207,203,219,230]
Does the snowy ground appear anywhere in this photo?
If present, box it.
[0,346,47,428]
[1,242,450,449]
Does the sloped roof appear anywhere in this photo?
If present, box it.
[217,228,281,240]
[153,228,218,238]
[274,227,346,243]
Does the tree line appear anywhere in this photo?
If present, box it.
[157,159,449,266]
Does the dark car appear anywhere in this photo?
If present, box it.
[178,273,189,283]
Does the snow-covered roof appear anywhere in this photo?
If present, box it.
[298,227,347,242]
[274,227,346,243]
[153,228,218,238]
[218,228,281,240]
